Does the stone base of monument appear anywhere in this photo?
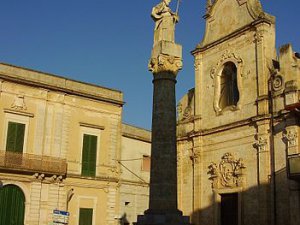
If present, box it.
[134,212,191,225]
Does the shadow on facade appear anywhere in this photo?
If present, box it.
[121,213,130,225]
[188,168,300,225]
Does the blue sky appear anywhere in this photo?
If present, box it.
[0,1,299,130]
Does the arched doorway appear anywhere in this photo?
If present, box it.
[0,184,25,225]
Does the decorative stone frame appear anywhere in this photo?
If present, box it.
[213,188,243,225]
[77,196,98,225]
[78,124,103,177]
[210,50,244,115]
[1,110,32,154]
[208,153,246,225]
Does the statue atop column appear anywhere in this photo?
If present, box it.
[134,1,190,225]
[149,0,182,74]
[151,0,179,45]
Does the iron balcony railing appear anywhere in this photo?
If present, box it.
[0,151,67,176]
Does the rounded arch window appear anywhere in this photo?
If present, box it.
[219,62,239,110]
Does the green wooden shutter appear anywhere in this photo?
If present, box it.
[0,185,25,225]
[81,134,97,177]
[6,122,25,153]
[79,208,93,225]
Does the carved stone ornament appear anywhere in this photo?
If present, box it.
[11,95,27,111]
[283,130,298,147]
[273,75,284,91]
[177,103,182,118]
[271,70,284,92]
[189,149,200,163]
[148,54,183,74]
[254,30,264,43]
[210,50,243,79]
[208,153,246,189]
[182,106,192,120]
[210,50,244,114]
[254,137,268,152]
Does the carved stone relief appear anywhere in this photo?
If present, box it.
[194,59,201,71]
[271,69,284,92]
[208,152,246,189]
[254,137,268,152]
[148,54,183,75]
[11,95,27,111]
[254,30,264,43]
[283,130,298,147]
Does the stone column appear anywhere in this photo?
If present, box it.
[135,33,190,225]
[148,50,182,214]
[135,2,191,224]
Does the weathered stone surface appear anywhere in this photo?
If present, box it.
[136,1,190,225]
[177,1,300,225]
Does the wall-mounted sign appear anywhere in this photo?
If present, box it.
[53,210,70,225]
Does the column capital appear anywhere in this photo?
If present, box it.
[149,54,182,75]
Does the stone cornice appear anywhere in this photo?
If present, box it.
[66,173,119,183]
[177,114,273,140]
[122,123,151,143]
[192,18,273,55]
[119,178,149,187]
[0,63,124,106]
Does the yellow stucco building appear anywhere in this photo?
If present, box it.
[0,63,151,225]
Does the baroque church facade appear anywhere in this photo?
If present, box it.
[177,1,300,225]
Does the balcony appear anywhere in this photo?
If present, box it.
[0,151,67,176]
[287,154,300,180]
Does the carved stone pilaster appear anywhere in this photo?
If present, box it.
[254,137,268,152]
[189,149,200,164]
[283,130,298,148]
[148,54,182,75]
[254,30,264,43]
[194,58,201,71]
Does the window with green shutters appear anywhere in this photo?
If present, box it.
[81,134,98,177]
[79,208,93,225]
[6,121,26,153]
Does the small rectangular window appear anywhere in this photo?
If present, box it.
[81,134,98,177]
[6,121,25,153]
[142,155,151,172]
[79,208,93,225]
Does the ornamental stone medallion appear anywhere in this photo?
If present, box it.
[11,95,27,111]
[208,153,246,189]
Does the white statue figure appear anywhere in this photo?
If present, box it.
[151,0,179,46]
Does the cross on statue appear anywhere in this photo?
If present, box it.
[176,0,182,15]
